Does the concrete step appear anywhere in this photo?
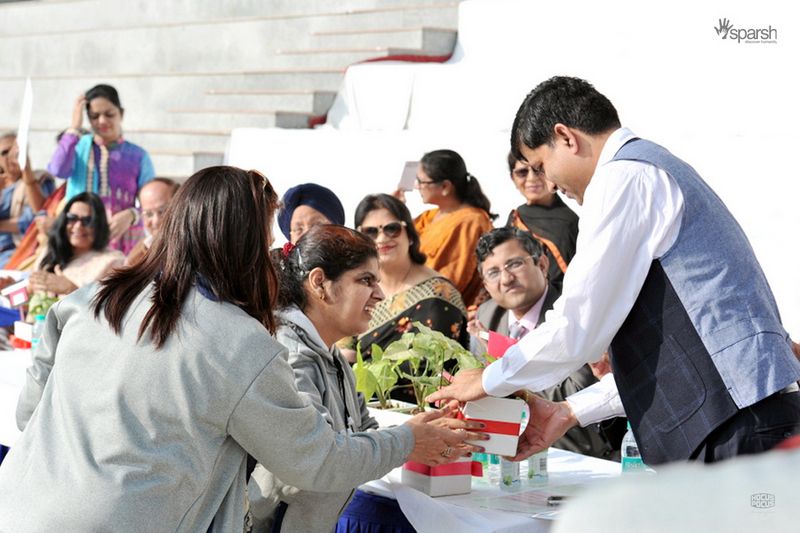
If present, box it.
[307,5,458,33]
[267,48,450,69]
[309,27,456,53]
[203,90,337,115]
[160,110,313,131]
[147,151,197,180]
[0,1,461,37]
[0,71,345,128]
[0,6,459,77]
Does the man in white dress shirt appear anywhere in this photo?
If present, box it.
[469,227,620,459]
[430,76,800,465]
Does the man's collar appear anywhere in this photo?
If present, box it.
[597,127,637,168]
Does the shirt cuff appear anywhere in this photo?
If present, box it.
[482,358,519,397]
[565,373,625,426]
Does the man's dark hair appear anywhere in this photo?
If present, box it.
[506,151,519,174]
[510,76,620,160]
[475,227,544,268]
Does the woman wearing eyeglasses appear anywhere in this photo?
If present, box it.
[27,192,123,296]
[412,149,495,307]
[48,84,155,255]
[505,152,579,292]
[354,194,468,390]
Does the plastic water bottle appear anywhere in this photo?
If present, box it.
[472,452,490,484]
[499,458,520,491]
[30,315,46,355]
[527,448,548,482]
[621,421,647,473]
[487,454,501,485]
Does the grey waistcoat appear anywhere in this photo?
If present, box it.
[609,138,800,464]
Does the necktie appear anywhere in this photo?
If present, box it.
[509,322,528,340]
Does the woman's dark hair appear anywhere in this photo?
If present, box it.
[85,84,124,114]
[511,76,620,161]
[41,192,110,272]
[93,166,279,348]
[420,149,496,219]
[276,225,378,310]
[354,193,426,265]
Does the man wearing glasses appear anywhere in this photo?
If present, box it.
[468,227,620,459]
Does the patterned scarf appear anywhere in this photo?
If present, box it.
[84,138,112,197]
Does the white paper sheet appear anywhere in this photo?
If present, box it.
[16,78,33,170]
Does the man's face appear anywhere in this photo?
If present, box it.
[518,132,591,204]
[480,239,548,314]
[140,182,174,237]
[289,205,332,244]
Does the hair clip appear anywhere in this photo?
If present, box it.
[281,241,296,258]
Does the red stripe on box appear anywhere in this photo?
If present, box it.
[464,418,520,436]
[404,460,483,477]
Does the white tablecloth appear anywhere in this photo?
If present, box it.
[365,408,621,533]
[0,349,29,447]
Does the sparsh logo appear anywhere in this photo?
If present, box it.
[714,18,778,44]
[715,18,732,39]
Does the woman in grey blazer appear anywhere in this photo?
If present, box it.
[0,166,478,533]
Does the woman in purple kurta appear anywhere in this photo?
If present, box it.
[48,84,155,254]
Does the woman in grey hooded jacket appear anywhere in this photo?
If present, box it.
[248,225,486,532]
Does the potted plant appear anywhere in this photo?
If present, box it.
[353,343,401,410]
[380,322,484,413]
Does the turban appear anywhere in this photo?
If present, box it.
[277,183,345,240]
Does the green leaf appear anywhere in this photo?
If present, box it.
[455,349,484,370]
[354,356,378,402]
[371,343,384,363]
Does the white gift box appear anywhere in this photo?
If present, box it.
[462,397,530,456]
[401,456,479,497]
[14,320,32,342]
[1,279,29,308]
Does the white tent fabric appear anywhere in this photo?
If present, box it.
[228,0,800,332]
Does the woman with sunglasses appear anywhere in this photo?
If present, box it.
[48,84,155,254]
[413,149,495,307]
[28,192,123,296]
[2,167,475,532]
[354,195,468,398]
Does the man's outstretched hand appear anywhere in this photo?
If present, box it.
[426,368,488,404]
[509,394,578,461]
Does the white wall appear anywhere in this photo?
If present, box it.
[229,0,800,334]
